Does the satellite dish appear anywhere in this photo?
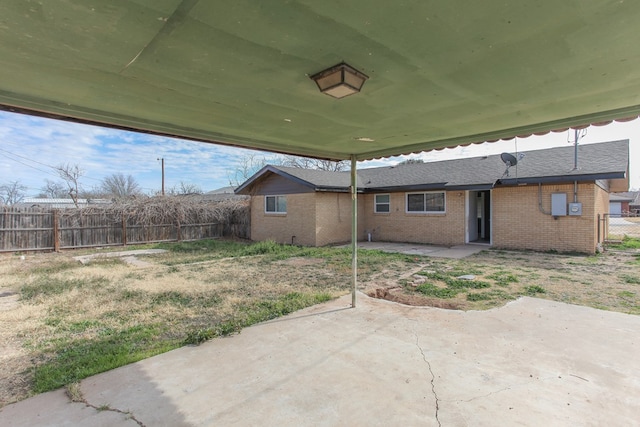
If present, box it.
[500,152,518,177]
[501,152,518,167]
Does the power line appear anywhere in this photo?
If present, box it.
[0,148,58,177]
[0,146,104,184]
[0,147,158,193]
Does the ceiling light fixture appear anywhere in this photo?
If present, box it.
[310,62,369,99]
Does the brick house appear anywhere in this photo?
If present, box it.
[236,140,629,254]
[610,191,640,214]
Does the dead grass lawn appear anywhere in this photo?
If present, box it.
[1,242,639,407]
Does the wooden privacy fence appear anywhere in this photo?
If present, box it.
[0,199,250,252]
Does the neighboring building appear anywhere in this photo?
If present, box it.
[236,140,629,254]
[15,198,112,209]
[199,186,249,202]
[610,191,640,214]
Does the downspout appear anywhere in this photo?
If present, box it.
[538,183,551,215]
[350,154,358,308]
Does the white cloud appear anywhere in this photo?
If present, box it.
[1,110,638,198]
[362,120,640,190]
[0,111,263,195]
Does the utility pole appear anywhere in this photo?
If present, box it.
[571,128,586,170]
[573,129,579,171]
[157,158,165,195]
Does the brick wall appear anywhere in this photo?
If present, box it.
[250,183,607,253]
[360,191,465,246]
[314,192,359,246]
[492,183,603,253]
[593,184,609,245]
[250,193,317,246]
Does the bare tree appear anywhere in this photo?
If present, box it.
[168,181,203,195]
[228,153,347,187]
[100,173,141,199]
[0,181,27,205]
[55,163,84,207]
[38,179,68,198]
[397,158,425,165]
[228,153,281,186]
[281,155,348,172]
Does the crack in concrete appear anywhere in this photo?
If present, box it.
[414,333,441,427]
[453,386,512,403]
[443,374,560,404]
[66,384,146,427]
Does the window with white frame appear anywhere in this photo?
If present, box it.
[265,195,287,213]
[374,194,390,213]
[406,192,445,213]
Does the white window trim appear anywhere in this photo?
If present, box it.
[265,195,287,214]
[405,191,446,214]
[374,193,391,213]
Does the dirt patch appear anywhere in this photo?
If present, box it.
[0,291,19,311]
[365,248,640,312]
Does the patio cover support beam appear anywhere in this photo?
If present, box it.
[351,154,357,308]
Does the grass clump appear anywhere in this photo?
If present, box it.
[158,238,246,254]
[609,236,640,250]
[486,271,519,286]
[417,271,490,289]
[618,290,635,299]
[29,261,79,275]
[415,283,459,298]
[20,277,110,301]
[150,291,221,308]
[467,290,513,302]
[183,292,333,345]
[620,274,640,285]
[240,239,285,256]
[524,285,546,295]
[32,324,178,393]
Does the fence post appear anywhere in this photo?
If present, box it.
[597,214,600,244]
[122,212,127,246]
[176,220,182,242]
[53,210,60,252]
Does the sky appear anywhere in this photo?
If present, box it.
[0,109,638,198]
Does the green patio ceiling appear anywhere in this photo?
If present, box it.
[1,0,640,160]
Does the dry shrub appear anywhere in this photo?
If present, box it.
[58,196,250,239]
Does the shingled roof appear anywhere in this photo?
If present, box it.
[611,191,640,205]
[236,140,629,194]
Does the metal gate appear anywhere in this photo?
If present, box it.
[599,213,640,246]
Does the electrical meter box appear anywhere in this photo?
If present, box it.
[551,193,567,216]
[568,202,582,216]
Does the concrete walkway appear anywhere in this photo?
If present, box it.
[73,249,168,266]
[1,294,639,426]
[346,242,487,259]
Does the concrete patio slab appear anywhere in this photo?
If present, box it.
[1,294,638,426]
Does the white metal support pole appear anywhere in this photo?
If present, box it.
[350,154,357,308]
